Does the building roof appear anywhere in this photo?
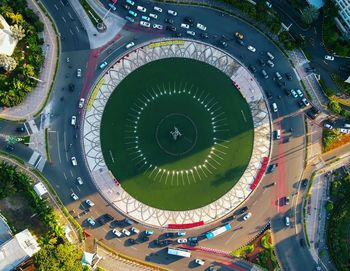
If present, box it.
[0,15,18,56]
[0,229,40,271]
[33,182,48,199]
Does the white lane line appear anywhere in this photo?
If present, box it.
[54,4,59,10]
[70,170,74,178]
[63,172,67,180]
[56,131,62,164]
[62,16,66,23]
[252,200,258,206]
[64,131,69,161]
[75,25,80,33]
[70,28,74,35]
[67,12,73,19]
[76,185,81,192]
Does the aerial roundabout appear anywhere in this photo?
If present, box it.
[82,39,271,228]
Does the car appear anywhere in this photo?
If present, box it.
[267,163,278,173]
[140,236,149,242]
[71,192,79,200]
[243,212,252,220]
[290,89,298,98]
[144,230,154,235]
[128,238,136,244]
[122,228,131,236]
[71,156,77,166]
[140,21,150,27]
[285,72,292,80]
[131,227,140,234]
[285,216,290,227]
[284,88,291,96]
[128,10,137,17]
[167,10,177,16]
[285,196,290,205]
[200,32,209,39]
[5,145,14,151]
[296,89,303,97]
[195,259,205,265]
[77,177,83,185]
[126,0,135,5]
[87,218,96,226]
[247,45,256,52]
[99,61,108,69]
[137,6,147,12]
[154,6,162,12]
[302,98,310,106]
[112,229,122,237]
[180,23,190,29]
[184,16,194,25]
[248,65,257,73]
[298,100,305,108]
[76,68,82,77]
[306,110,317,120]
[71,116,77,126]
[237,206,248,215]
[177,238,187,243]
[275,72,282,80]
[126,42,135,49]
[108,3,117,11]
[66,57,70,63]
[176,231,186,236]
[149,13,158,19]
[85,199,95,207]
[78,98,85,108]
[97,214,114,225]
[266,1,272,8]
[340,128,349,134]
[302,179,308,187]
[165,232,175,238]
[209,267,218,271]
[155,239,169,247]
[164,18,174,24]
[153,24,163,30]
[124,218,134,225]
[219,40,227,47]
[188,237,198,242]
[258,58,265,66]
[310,106,320,115]
[267,59,274,67]
[122,4,130,10]
[324,55,334,61]
[261,69,268,79]
[324,123,333,130]
[141,15,150,21]
[166,25,176,32]
[196,23,206,31]
[186,30,195,36]
[300,238,306,247]
[125,16,134,22]
[235,31,244,39]
[16,126,25,133]
[68,83,75,92]
[236,39,245,46]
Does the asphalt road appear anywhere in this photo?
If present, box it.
[0,1,321,270]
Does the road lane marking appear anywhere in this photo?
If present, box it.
[62,16,66,23]
[68,12,73,20]
[75,25,80,33]
[70,170,74,177]
[56,131,62,164]
[63,172,67,180]
[54,4,58,10]
[69,28,74,35]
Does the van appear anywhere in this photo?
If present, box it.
[275,129,280,140]
[267,51,274,60]
[285,216,290,227]
[261,69,268,79]
[275,72,282,80]
[344,123,350,128]
[267,60,274,68]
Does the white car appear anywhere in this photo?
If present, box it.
[71,192,79,200]
[167,10,177,16]
[77,177,83,185]
[137,5,146,12]
[78,98,85,109]
[71,116,76,126]
[126,42,135,49]
[186,30,195,36]
[149,13,158,19]
[180,23,189,29]
[87,218,96,226]
[302,98,310,106]
[122,228,131,236]
[340,128,349,134]
[153,6,162,12]
[290,89,298,98]
[243,212,252,220]
[112,229,122,237]
[296,89,303,97]
[196,23,206,31]
[247,45,256,52]
[272,103,278,112]
[76,68,81,77]
[324,123,333,130]
[140,21,150,28]
[85,199,95,207]
[71,156,77,166]
[131,227,140,234]
[177,238,187,244]
[195,259,205,266]
[153,24,163,30]
[324,55,334,61]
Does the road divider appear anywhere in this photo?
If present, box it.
[250,157,268,190]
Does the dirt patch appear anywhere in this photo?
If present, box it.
[0,192,48,236]
[324,134,350,152]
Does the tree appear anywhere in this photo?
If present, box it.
[0,54,17,71]
[326,201,334,211]
[301,6,319,25]
[5,11,23,24]
[10,24,25,40]
[328,99,342,114]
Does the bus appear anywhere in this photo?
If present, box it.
[206,223,231,240]
[167,247,191,258]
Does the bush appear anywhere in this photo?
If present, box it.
[328,99,342,114]
[326,201,334,211]
[278,31,297,50]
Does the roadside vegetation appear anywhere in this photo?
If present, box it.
[231,229,279,270]
[322,128,350,152]
[326,172,350,271]
[79,0,103,27]
[0,161,86,270]
[0,0,44,107]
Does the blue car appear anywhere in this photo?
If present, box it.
[144,230,154,236]
[99,61,108,69]
[188,237,198,242]
[176,231,186,236]
[108,3,117,11]
[128,10,137,17]
[126,0,135,5]
[141,15,150,21]
[125,16,135,23]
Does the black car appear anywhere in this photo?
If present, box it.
[68,83,75,92]
[285,72,292,80]
[236,206,248,215]
[122,4,130,10]
[219,40,228,47]
[6,145,14,151]
[284,88,291,96]
[16,126,25,132]
[184,16,194,26]
[97,214,114,225]
[249,65,257,73]
[165,232,175,238]
[302,179,308,187]
[166,25,176,32]
[300,238,306,247]
[310,106,320,115]
[267,163,278,173]
[221,215,234,223]
[266,92,273,99]
[128,238,136,244]
[306,110,316,119]
[200,32,209,39]
[258,58,265,66]
[164,18,174,24]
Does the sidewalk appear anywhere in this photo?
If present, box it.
[70,0,125,49]
[0,0,57,121]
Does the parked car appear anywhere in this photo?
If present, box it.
[126,0,135,5]
[77,177,83,185]
[154,6,162,12]
[71,156,77,166]
[285,72,292,80]
[180,23,190,29]
[97,214,114,225]
[85,199,95,207]
[324,55,334,61]
[144,230,154,236]
[112,229,122,237]
[166,25,176,32]
[16,126,25,132]
[186,30,195,36]
[243,212,252,220]
[131,227,140,234]
[167,10,177,16]
[296,89,303,97]
[177,238,187,243]
[176,231,186,236]
[267,163,278,173]
[164,18,174,24]
[141,15,150,21]
[128,10,137,17]
[126,42,135,49]
[200,32,209,39]
[236,206,248,215]
[247,45,256,52]
[122,4,130,10]
[87,218,96,226]
[153,24,163,30]
[122,228,131,236]
[195,259,205,265]
[137,6,147,13]
[71,193,79,200]
[78,98,85,108]
[323,123,333,130]
[149,13,158,19]
[140,21,150,27]
[184,16,194,25]
[290,89,298,98]
[340,128,349,134]
[302,98,310,106]
[249,65,257,73]
[196,23,206,31]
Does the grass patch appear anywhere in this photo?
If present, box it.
[231,244,254,257]
[322,128,350,152]
[19,135,30,145]
[79,0,103,27]
[45,128,51,162]
[101,58,254,210]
